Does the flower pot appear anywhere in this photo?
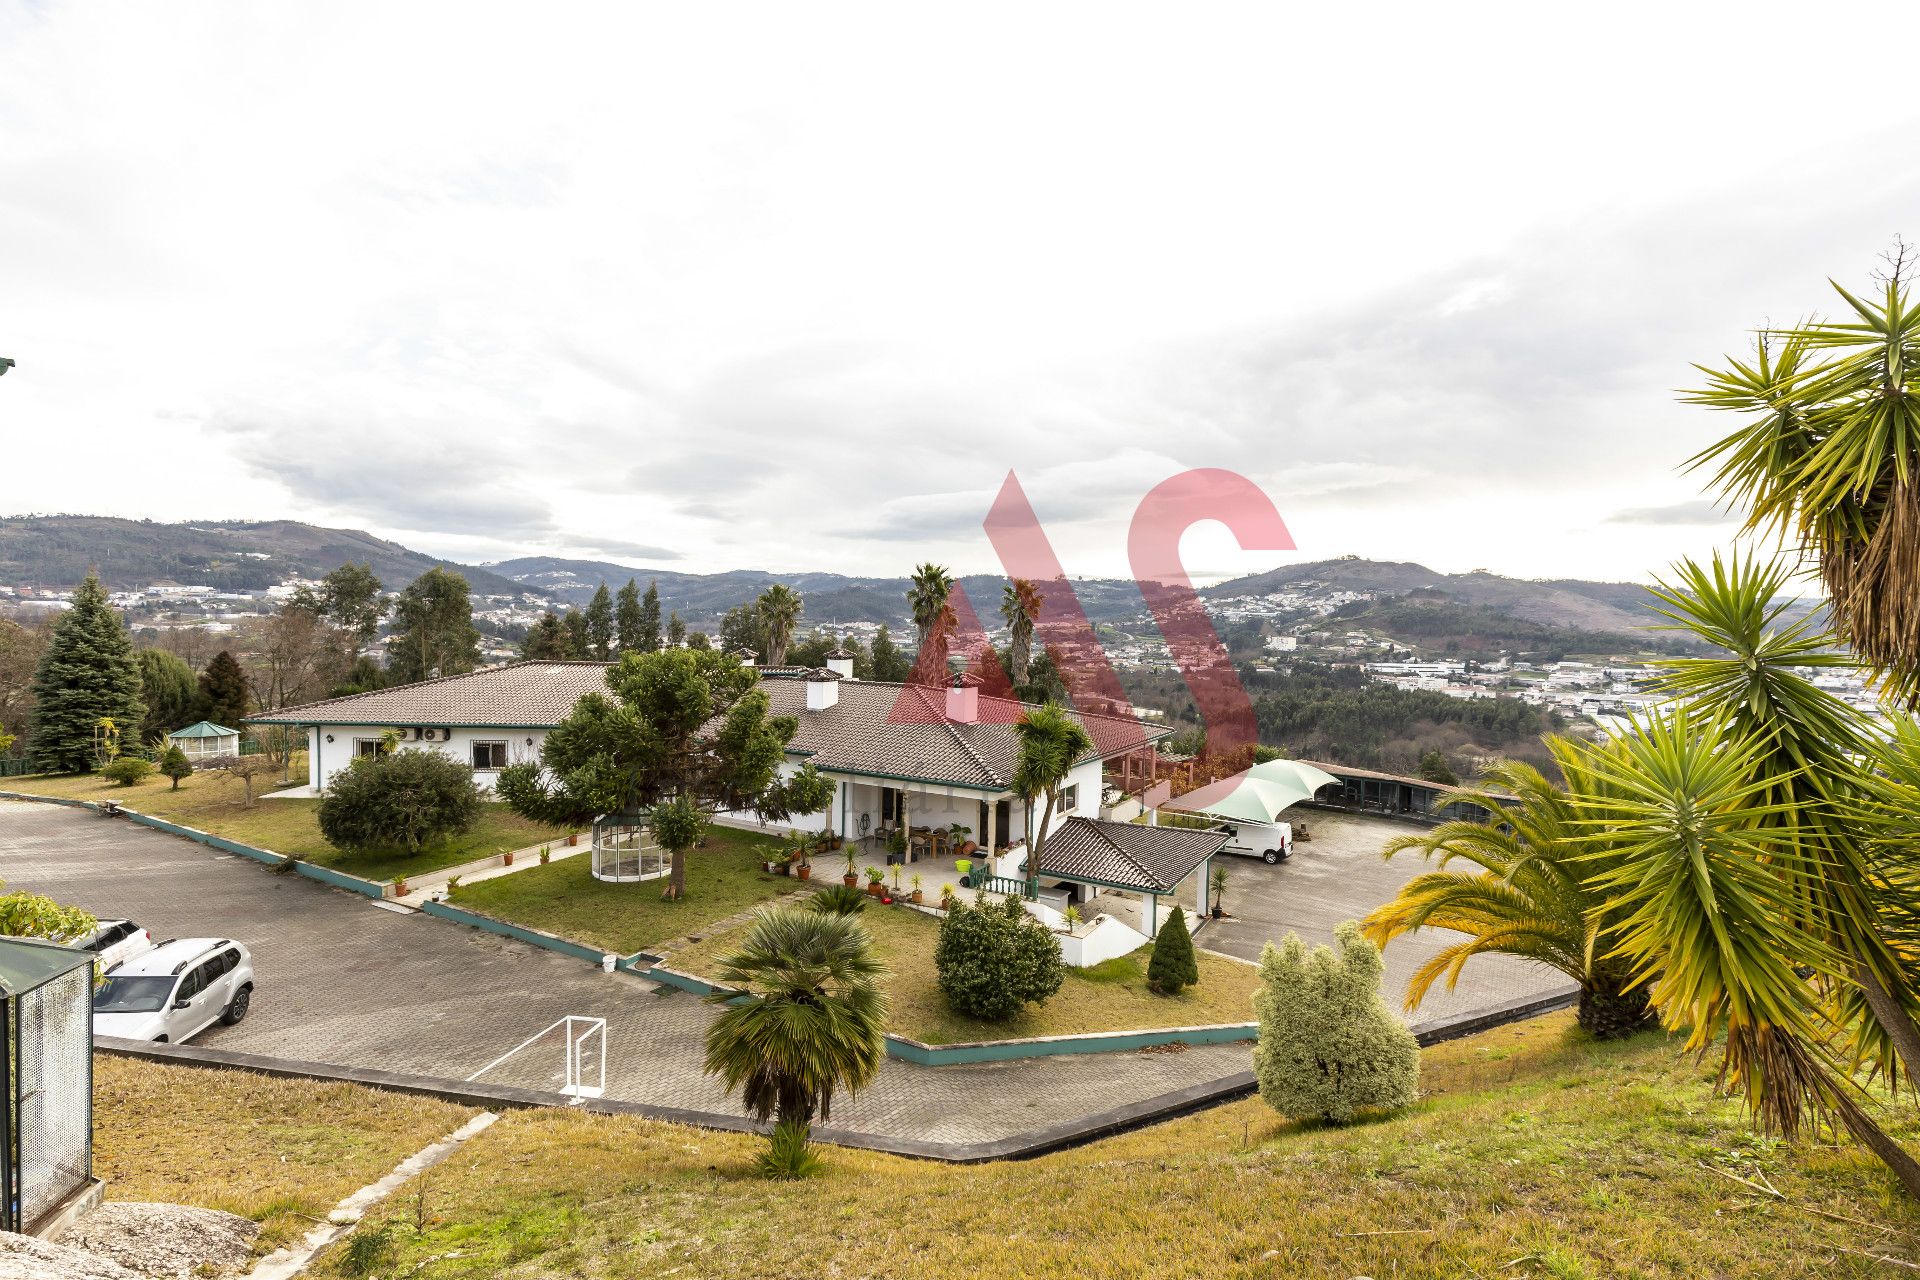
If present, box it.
[843,874,859,888]
[960,841,978,856]
[866,882,884,897]
[503,851,514,867]
[797,864,812,880]
[911,890,923,904]
[567,833,579,847]
[393,879,409,897]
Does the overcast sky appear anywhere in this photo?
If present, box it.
[3,3,1917,587]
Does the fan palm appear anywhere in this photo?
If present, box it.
[1573,705,1920,1197]
[1001,578,1043,688]
[1011,702,1093,894]
[1686,271,1920,703]
[756,584,803,666]
[702,908,889,1144]
[1362,748,1651,1039]
[907,563,954,648]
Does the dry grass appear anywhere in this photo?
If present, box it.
[3,770,565,880]
[670,900,1261,1043]
[93,1054,477,1252]
[279,1012,1920,1279]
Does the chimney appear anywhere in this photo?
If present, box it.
[825,646,855,680]
[945,671,979,724]
[806,667,842,711]
[737,648,758,669]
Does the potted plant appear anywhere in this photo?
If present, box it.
[539,845,551,865]
[890,863,904,895]
[1209,864,1229,919]
[886,828,908,863]
[843,845,860,888]
[1062,904,1082,934]
[566,830,580,847]
[446,875,462,892]
[864,866,885,898]
[392,876,410,897]
[910,872,923,905]
[791,840,813,881]
[949,822,976,856]
[503,849,514,867]
[940,882,956,910]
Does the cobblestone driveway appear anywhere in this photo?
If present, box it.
[1,800,1248,1146]
[1197,809,1576,1030]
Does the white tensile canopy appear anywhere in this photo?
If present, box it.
[1171,758,1341,824]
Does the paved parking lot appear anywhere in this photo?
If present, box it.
[0,800,1249,1147]
[1197,809,1575,1030]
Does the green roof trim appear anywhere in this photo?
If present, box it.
[168,720,240,740]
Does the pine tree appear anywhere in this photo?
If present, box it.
[1253,922,1419,1123]
[388,568,482,683]
[136,648,199,744]
[27,572,146,773]
[640,583,663,652]
[523,612,570,660]
[615,579,643,654]
[666,610,686,648]
[563,610,590,659]
[158,744,194,790]
[585,583,614,658]
[198,650,251,729]
[1147,905,1201,994]
[870,625,909,681]
[1417,750,1458,786]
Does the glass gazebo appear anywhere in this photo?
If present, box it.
[591,812,670,884]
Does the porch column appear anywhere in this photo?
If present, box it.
[985,799,998,857]
[1195,856,1210,918]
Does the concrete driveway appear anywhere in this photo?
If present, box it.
[1197,809,1575,1031]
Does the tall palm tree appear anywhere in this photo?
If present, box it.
[1576,706,1920,1199]
[1686,268,1920,703]
[1001,578,1043,688]
[756,584,803,666]
[907,563,954,649]
[1647,553,1920,1091]
[702,908,889,1153]
[1011,702,1093,896]
[1362,749,1651,1039]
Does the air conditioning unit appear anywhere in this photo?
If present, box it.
[421,728,451,743]
[395,727,424,742]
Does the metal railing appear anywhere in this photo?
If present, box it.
[465,1015,607,1104]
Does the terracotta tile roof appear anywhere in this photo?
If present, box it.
[1039,816,1228,893]
[249,662,1165,792]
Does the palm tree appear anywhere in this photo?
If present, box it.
[1011,703,1093,896]
[1686,266,1920,703]
[756,584,803,666]
[702,908,889,1164]
[1362,750,1652,1039]
[1576,706,1920,1199]
[1001,578,1043,688]
[907,563,954,649]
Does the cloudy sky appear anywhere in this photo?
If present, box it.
[3,3,1916,587]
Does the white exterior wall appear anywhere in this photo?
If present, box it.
[305,725,548,793]
[1057,914,1150,968]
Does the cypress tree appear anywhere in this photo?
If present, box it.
[522,612,569,660]
[615,579,643,653]
[639,582,663,652]
[563,609,590,659]
[665,609,685,648]
[198,650,251,730]
[585,583,614,658]
[1148,905,1201,994]
[28,572,146,773]
[136,648,199,745]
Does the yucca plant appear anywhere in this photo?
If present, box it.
[1363,749,1652,1039]
[702,908,888,1169]
[757,1119,824,1181]
[1686,267,1920,703]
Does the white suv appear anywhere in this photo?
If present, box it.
[92,938,254,1044]
[1216,819,1294,865]
[73,919,153,972]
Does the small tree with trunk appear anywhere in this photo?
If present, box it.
[199,753,279,808]
[158,745,194,790]
[496,648,833,899]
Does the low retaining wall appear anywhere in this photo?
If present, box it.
[0,790,389,899]
[420,899,614,967]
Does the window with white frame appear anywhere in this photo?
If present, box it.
[471,740,509,771]
[353,738,383,759]
[1059,783,1078,813]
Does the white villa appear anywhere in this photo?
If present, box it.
[250,657,1227,940]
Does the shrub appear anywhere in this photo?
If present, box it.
[807,884,867,916]
[757,1119,824,1180]
[156,745,194,790]
[318,749,482,853]
[934,896,1063,1021]
[1147,906,1200,994]
[101,756,152,787]
[1253,921,1418,1123]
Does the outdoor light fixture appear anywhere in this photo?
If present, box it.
[525,737,534,746]
[325,734,334,743]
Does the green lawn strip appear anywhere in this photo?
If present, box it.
[294,1013,1920,1279]
[668,899,1261,1044]
[3,771,566,881]
[94,1054,477,1255]
[448,825,792,954]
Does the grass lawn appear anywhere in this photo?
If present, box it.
[669,901,1261,1043]
[449,825,793,954]
[87,1013,1920,1278]
[94,1054,477,1256]
[2,770,567,882]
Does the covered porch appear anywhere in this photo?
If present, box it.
[827,774,1031,867]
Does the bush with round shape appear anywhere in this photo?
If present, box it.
[1253,921,1419,1123]
[157,745,194,790]
[807,884,867,916]
[1147,905,1200,994]
[934,895,1064,1022]
[101,756,152,787]
[317,749,482,853]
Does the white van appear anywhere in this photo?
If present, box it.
[1216,820,1293,865]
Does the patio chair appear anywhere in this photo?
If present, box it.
[931,827,950,858]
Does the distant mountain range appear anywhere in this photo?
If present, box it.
[0,515,1796,644]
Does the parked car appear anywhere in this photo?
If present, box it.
[73,918,153,972]
[92,938,253,1044]
[1215,819,1293,864]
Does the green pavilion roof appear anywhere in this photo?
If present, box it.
[167,720,239,740]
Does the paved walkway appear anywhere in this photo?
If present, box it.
[1,800,1247,1146]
